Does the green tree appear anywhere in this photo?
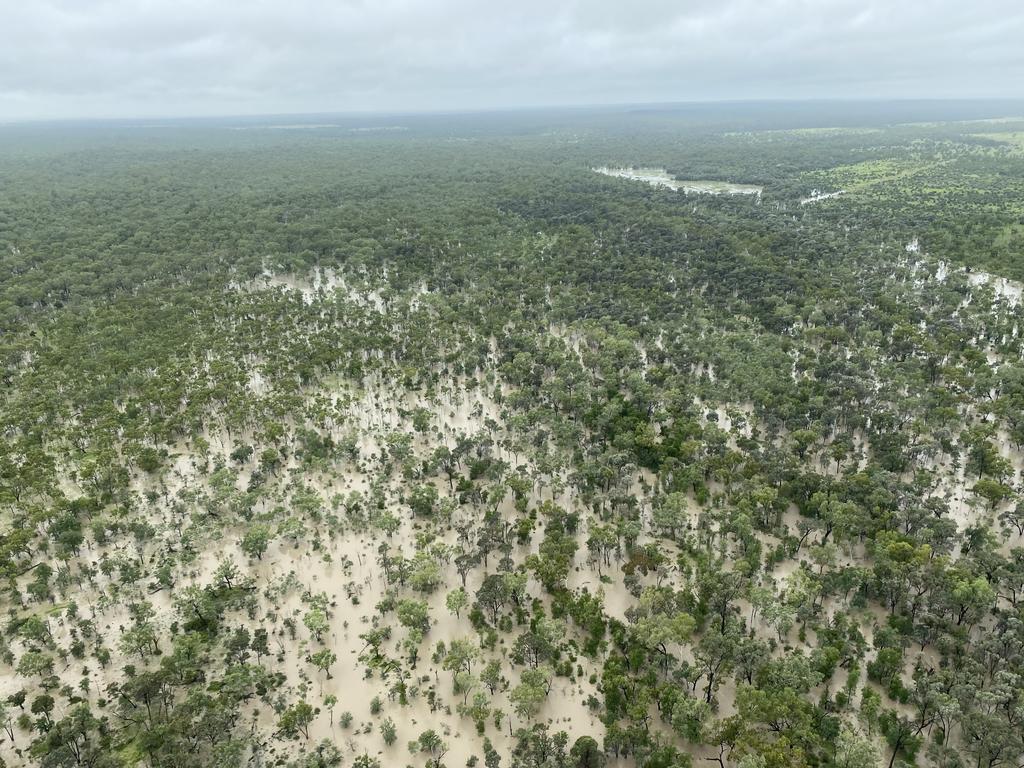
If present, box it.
[835,727,880,768]
[446,587,469,618]
[412,729,449,768]
[510,667,551,720]
[241,524,273,560]
[279,701,316,740]
[304,608,330,642]
[396,599,431,633]
[570,735,606,768]
[308,648,337,680]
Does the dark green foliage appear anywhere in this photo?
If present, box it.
[3,104,1024,768]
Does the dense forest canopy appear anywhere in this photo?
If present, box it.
[2,101,1024,768]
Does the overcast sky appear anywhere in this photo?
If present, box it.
[1,0,1022,121]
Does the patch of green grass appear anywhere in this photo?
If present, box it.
[796,139,1024,279]
[972,132,1024,154]
[811,157,951,192]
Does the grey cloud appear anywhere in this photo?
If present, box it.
[0,0,1021,120]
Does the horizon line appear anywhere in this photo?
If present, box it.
[3,95,1024,128]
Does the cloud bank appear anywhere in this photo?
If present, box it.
[1,0,1022,120]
